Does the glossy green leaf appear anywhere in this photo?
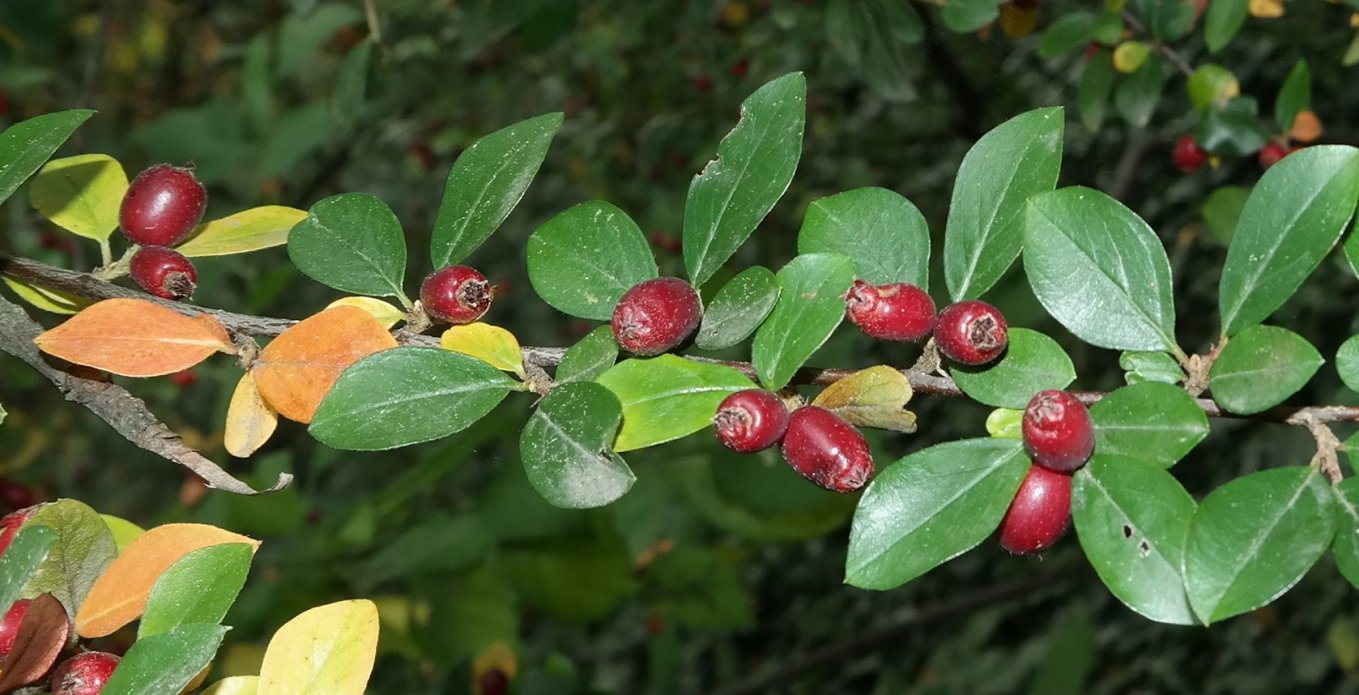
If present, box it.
[102,623,230,695]
[1119,351,1184,385]
[1208,325,1323,415]
[21,499,116,617]
[310,347,515,451]
[287,193,409,301]
[683,72,806,286]
[752,254,856,390]
[1091,383,1208,468]
[0,525,57,613]
[1195,96,1269,157]
[1072,455,1197,625]
[1187,64,1239,113]
[1077,50,1114,132]
[1339,335,1359,393]
[846,439,1029,590]
[695,266,779,350]
[556,326,618,384]
[944,107,1063,301]
[1204,0,1248,52]
[596,355,754,452]
[1115,55,1164,128]
[824,0,922,98]
[942,0,1002,32]
[1134,0,1196,41]
[0,110,94,208]
[430,112,563,267]
[1185,467,1336,624]
[951,328,1076,409]
[1038,12,1095,58]
[798,187,929,287]
[1334,478,1359,590]
[1275,60,1311,134]
[1024,187,1177,352]
[1201,185,1250,246]
[527,200,658,321]
[520,382,634,509]
[138,544,253,639]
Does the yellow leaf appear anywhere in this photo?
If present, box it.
[224,372,278,458]
[177,206,307,257]
[812,365,917,433]
[75,523,261,638]
[440,322,525,376]
[202,676,260,695]
[1249,0,1283,18]
[998,4,1038,38]
[34,299,236,377]
[325,296,405,329]
[3,276,90,315]
[258,600,379,695]
[28,154,128,241]
[99,514,145,551]
[1112,41,1150,74]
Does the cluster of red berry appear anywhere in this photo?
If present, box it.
[844,279,1009,366]
[121,165,207,301]
[1000,389,1096,555]
[1172,134,1300,174]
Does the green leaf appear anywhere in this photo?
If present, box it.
[1201,185,1250,246]
[1204,0,1249,52]
[527,200,658,321]
[1195,96,1269,157]
[138,544,253,639]
[1072,455,1197,625]
[695,266,779,351]
[21,499,116,617]
[555,326,618,384]
[942,0,1002,33]
[986,408,1023,439]
[102,623,230,695]
[1208,325,1323,415]
[0,525,57,613]
[287,193,409,302]
[521,383,633,509]
[751,254,856,390]
[430,112,564,267]
[1339,335,1359,393]
[1275,60,1311,134]
[683,72,806,286]
[951,328,1076,409]
[29,154,128,242]
[0,402,5,426]
[310,347,516,451]
[944,107,1063,301]
[824,0,922,98]
[1077,50,1115,132]
[0,109,94,208]
[1115,55,1164,128]
[1024,187,1178,352]
[1184,467,1336,624]
[331,39,373,132]
[798,187,930,287]
[596,355,754,452]
[1186,64,1239,113]
[1038,12,1095,58]
[1119,351,1184,385]
[1333,478,1359,590]
[1090,383,1208,468]
[503,540,637,622]
[1134,0,1196,41]
[846,439,1029,590]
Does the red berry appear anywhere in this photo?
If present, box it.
[780,406,874,493]
[1084,43,1101,60]
[935,300,1007,365]
[730,58,750,79]
[478,668,509,695]
[1022,390,1095,472]
[611,277,702,356]
[420,266,492,325]
[0,507,36,557]
[129,246,197,300]
[693,74,713,92]
[119,164,207,247]
[845,280,936,342]
[1258,142,1291,170]
[169,370,198,388]
[714,390,790,453]
[1172,134,1207,174]
[0,599,31,661]
[0,479,37,512]
[50,652,120,695]
[998,464,1072,555]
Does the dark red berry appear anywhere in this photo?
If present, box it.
[0,599,31,660]
[1258,142,1294,170]
[935,300,1007,365]
[478,668,509,695]
[845,280,936,342]
[611,277,702,356]
[50,652,120,695]
[714,390,790,453]
[119,164,207,247]
[1172,134,1207,174]
[129,246,197,300]
[420,266,492,325]
[730,57,750,79]
[693,74,713,92]
[0,479,37,513]
[1084,43,1101,60]
[999,464,1072,555]
[169,370,198,388]
[0,507,36,557]
[1023,390,1095,473]
[780,406,874,493]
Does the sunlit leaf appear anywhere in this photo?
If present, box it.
[441,322,525,376]
[177,206,307,257]
[224,372,278,458]
[33,299,235,377]
[257,599,379,695]
[29,153,128,241]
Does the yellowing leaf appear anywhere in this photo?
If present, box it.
[252,306,398,424]
[998,4,1037,38]
[1112,41,1150,74]
[100,514,146,551]
[177,206,307,257]
[325,296,405,329]
[812,365,917,433]
[258,599,379,695]
[203,676,260,695]
[1249,0,1283,18]
[3,276,91,315]
[473,642,519,688]
[28,153,128,241]
[1291,110,1323,143]
[34,299,235,377]
[224,372,278,458]
[440,322,525,376]
[75,523,260,638]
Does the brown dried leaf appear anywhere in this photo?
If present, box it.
[33,298,234,377]
[0,593,70,690]
[812,365,917,433]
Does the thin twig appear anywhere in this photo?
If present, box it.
[1121,9,1194,78]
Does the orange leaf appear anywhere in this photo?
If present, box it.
[1290,110,1323,143]
[224,371,278,458]
[251,306,397,424]
[75,523,260,638]
[33,299,234,377]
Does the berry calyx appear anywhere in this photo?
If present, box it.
[1172,134,1207,174]
[119,164,207,247]
[129,246,197,300]
[1258,142,1294,170]
[780,406,874,493]
[935,300,1008,365]
[420,265,492,325]
[611,277,702,356]
[998,464,1073,555]
[714,390,791,453]
[0,598,31,660]
[50,651,120,695]
[0,507,37,557]
[1022,390,1095,473]
[844,280,936,342]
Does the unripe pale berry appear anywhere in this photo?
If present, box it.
[0,598,31,660]
[780,406,874,493]
[129,246,197,300]
[935,300,1007,365]
[420,265,491,325]
[50,652,119,695]
[1022,390,1095,473]
[119,164,207,247]
[1172,134,1207,174]
[844,280,936,342]
[714,390,790,453]
[998,464,1072,555]
[611,277,702,356]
